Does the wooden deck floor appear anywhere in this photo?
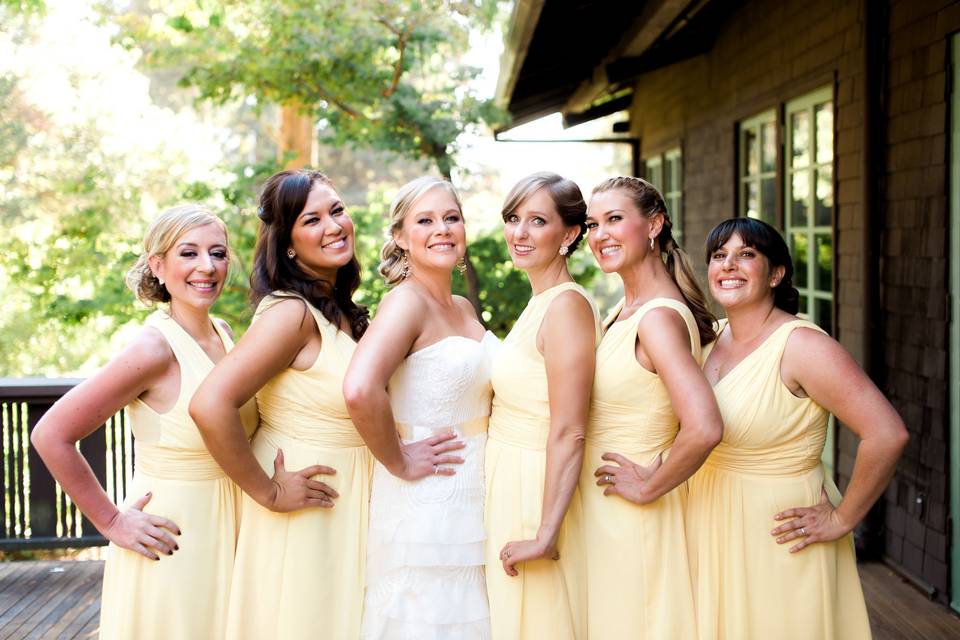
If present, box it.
[0,560,958,638]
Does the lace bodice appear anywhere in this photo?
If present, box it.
[388,333,497,428]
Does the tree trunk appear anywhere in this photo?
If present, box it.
[278,101,315,169]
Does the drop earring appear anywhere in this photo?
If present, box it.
[649,237,655,251]
[401,251,411,279]
[457,257,467,275]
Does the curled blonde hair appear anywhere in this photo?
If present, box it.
[592,176,717,345]
[126,204,227,305]
[379,176,464,287]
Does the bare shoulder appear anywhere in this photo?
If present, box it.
[127,325,175,369]
[377,284,430,321]
[638,304,690,336]
[782,324,844,365]
[546,289,595,326]
[255,296,316,334]
[452,295,480,322]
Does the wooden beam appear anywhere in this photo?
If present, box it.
[494,0,546,109]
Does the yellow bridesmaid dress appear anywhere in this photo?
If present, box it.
[485,282,599,640]
[225,293,372,639]
[580,297,700,638]
[686,319,871,639]
[99,310,258,640]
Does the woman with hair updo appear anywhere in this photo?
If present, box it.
[484,172,598,639]
[582,176,724,638]
[343,176,496,639]
[31,204,258,639]
[189,169,371,638]
[687,217,906,639]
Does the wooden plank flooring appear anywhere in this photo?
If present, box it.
[0,560,957,638]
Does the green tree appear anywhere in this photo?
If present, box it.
[119,0,507,312]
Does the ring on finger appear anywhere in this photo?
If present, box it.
[503,551,511,560]
[604,474,613,483]
[800,527,806,536]
[433,464,440,475]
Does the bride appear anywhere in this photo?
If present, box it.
[344,176,495,639]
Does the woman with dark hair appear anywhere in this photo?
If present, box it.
[687,217,907,639]
[582,176,724,638]
[484,172,599,639]
[190,169,372,638]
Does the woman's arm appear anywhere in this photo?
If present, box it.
[30,330,181,560]
[500,291,595,576]
[343,288,464,480]
[770,328,908,552]
[190,299,339,512]
[595,308,723,503]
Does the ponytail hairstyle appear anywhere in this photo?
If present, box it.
[251,169,369,339]
[592,176,717,345]
[379,176,464,287]
[126,204,227,306]
[501,171,587,254]
[704,217,800,314]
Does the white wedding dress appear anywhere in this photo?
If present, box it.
[362,333,498,640]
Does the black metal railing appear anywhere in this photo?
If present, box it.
[0,378,133,551]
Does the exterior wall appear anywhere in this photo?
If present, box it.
[624,0,957,602]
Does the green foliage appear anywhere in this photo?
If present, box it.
[121,0,508,176]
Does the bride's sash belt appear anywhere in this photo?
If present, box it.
[395,417,489,442]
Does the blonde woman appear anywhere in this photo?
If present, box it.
[31,205,258,639]
[190,170,372,639]
[583,177,723,637]
[344,176,496,639]
[485,172,598,639]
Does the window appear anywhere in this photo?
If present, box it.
[644,147,683,244]
[785,87,834,335]
[738,110,777,224]
[737,88,834,335]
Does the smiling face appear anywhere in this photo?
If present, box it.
[288,181,355,282]
[149,222,228,311]
[395,185,465,274]
[585,188,662,274]
[502,187,579,272]
[707,232,785,311]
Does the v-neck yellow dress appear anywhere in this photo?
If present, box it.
[225,293,373,640]
[99,310,259,640]
[686,319,871,639]
[485,282,600,640]
[580,297,700,638]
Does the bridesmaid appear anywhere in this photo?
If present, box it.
[189,170,371,639]
[485,172,599,639]
[688,217,907,639]
[584,176,724,638]
[31,205,257,639]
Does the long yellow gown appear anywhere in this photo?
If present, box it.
[485,282,599,640]
[99,310,259,640]
[225,293,372,639]
[686,319,871,639]
[580,297,700,638]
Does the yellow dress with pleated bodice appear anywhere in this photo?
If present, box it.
[686,319,871,639]
[580,297,700,638]
[225,293,372,639]
[99,310,258,639]
[485,282,600,640]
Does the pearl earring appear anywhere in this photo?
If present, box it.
[286,249,296,259]
[559,246,569,256]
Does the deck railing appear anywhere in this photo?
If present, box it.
[0,378,133,551]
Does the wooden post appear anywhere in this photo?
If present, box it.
[278,101,316,170]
